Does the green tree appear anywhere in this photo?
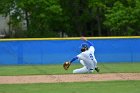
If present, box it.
[0,0,63,37]
[17,0,62,37]
[60,0,90,36]
[104,0,139,35]
[0,0,22,37]
[132,0,140,35]
[0,0,140,37]
[88,0,107,36]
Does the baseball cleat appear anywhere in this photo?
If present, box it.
[95,67,100,72]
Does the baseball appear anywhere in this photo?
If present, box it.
[65,62,69,64]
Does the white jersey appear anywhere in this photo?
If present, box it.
[77,46,97,70]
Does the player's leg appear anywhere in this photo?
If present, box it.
[94,59,100,72]
[73,66,89,73]
[95,59,97,68]
[80,60,85,66]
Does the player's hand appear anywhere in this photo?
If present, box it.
[81,36,87,41]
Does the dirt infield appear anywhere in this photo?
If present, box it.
[0,73,140,84]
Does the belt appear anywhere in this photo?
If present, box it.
[90,69,93,70]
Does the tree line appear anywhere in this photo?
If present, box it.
[0,0,140,37]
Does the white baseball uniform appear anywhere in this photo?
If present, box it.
[73,46,97,73]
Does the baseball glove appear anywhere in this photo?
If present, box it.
[63,62,71,70]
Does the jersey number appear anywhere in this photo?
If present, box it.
[89,53,93,60]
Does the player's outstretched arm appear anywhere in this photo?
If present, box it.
[63,57,78,70]
[81,36,93,46]
[70,57,78,63]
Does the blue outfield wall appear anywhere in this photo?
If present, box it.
[0,37,140,65]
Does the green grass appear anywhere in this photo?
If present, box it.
[0,62,140,76]
[0,63,140,93]
[99,62,140,73]
[0,81,140,93]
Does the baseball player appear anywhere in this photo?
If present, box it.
[63,37,100,73]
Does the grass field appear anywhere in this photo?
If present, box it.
[0,62,140,93]
[0,62,140,76]
[0,81,140,93]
